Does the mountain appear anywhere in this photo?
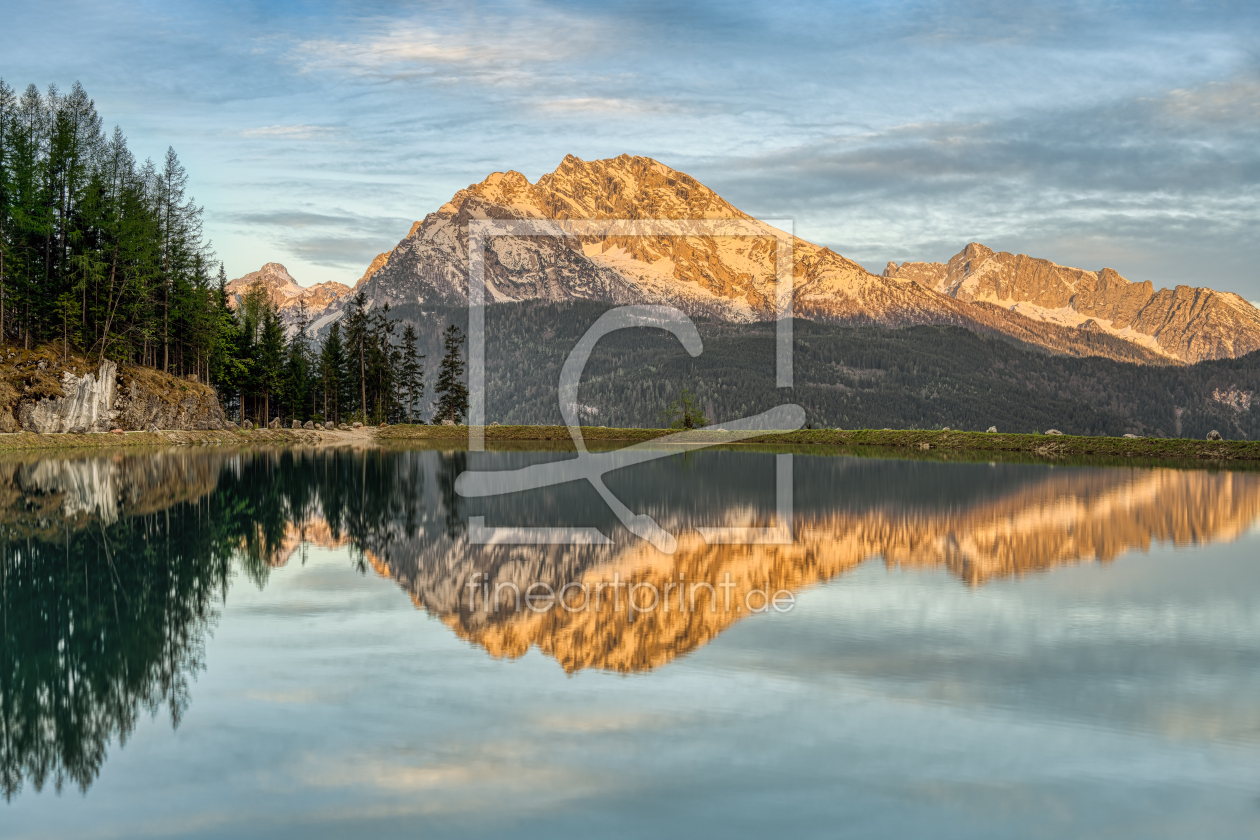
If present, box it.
[226,262,350,323]
[308,154,1260,364]
[884,243,1260,363]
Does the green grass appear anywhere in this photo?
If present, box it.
[379,423,1260,463]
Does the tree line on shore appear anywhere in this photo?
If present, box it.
[0,79,468,426]
[231,285,469,426]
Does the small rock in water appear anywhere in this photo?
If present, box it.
[1045,429,1063,435]
[919,442,931,450]
[987,426,997,433]
[1207,430,1223,441]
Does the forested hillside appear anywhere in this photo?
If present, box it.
[0,80,230,376]
[473,300,1260,438]
[0,80,424,427]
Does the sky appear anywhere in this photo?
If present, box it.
[5,0,1260,299]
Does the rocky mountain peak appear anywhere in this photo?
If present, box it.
[225,263,350,325]
[882,243,1260,362]
[313,154,1260,365]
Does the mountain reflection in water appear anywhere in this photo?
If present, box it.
[1,446,1258,799]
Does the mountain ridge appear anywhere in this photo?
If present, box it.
[262,154,1259,364]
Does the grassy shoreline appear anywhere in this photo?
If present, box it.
[380,423,1260,462]
[0,423,1257,464]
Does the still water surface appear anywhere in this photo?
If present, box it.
[3,446,1260,838]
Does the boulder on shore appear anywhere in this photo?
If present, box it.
[986,426,997,433]
[1207,430,1223,441]
[1045,429,1063,435]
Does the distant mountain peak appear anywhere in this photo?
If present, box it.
[883,243,1260,361]
[225,263,350,324]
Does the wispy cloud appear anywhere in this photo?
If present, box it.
[288,11,611,86]
[536,97,678,115]
[241,124,339,139]
[226,208,414,273]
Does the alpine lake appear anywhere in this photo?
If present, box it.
[3,441,1259,839]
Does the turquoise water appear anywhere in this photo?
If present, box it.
[2,447,1259,838]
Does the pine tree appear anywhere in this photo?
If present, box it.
[400,323,424,423]
[433,323,468,425]
[319,321,347,424]
[284,302,313,422]
[344,291,369,423]
[257,301,284,425]
[661,388,708,429]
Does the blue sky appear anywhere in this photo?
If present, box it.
[6,0,1260,298]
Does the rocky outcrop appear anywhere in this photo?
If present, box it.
[12,359,226,433]
[18,362,119,433]
[111,370,226,431]
[883,243,1260,363]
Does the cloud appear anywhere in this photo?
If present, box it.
[241,124,338,139]
[225,208,414,272]
[535,97,678,115]
[288,11,611,86]
[1158,79,1260,124]
[698,74,1260,289]
[277,234,398,271]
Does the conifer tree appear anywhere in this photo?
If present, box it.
[257,302,285,425]
[433,323,468,424]
[318,321,347,424]
[344,291,369,423]
[284,303,313,422]
[400,323,424,423]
